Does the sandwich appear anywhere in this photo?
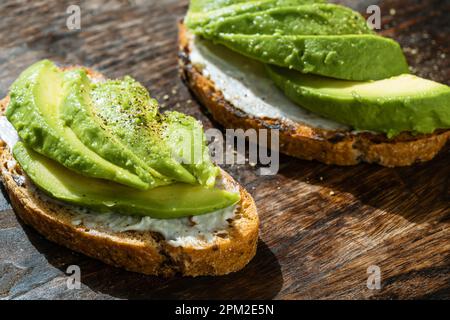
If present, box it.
[0,60,258,277]
[179,0,450,167]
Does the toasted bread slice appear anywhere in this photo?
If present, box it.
[0,67,258,277]
[178,23,450,167]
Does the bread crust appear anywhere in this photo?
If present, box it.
[0,72,258,277]
[178,23,450,167]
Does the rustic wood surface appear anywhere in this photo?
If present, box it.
[0,0,449,300]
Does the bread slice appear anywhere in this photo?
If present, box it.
[178,23,450,167]
[0,68,258,277]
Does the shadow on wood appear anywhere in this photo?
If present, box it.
[276,148,450,225]
[21,220,282,299]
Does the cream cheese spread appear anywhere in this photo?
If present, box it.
[189,36,349,131]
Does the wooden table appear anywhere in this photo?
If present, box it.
[0,0,448,300]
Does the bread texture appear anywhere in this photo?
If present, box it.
[0,68,258,277]
[178,23,450,167]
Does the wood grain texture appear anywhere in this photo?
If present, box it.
[0,0,449,300]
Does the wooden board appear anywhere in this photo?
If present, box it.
[0,0,448,300]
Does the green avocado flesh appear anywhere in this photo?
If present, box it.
[61,70,165,188]
[267,65,450,137]
[161,111,220,187]
[186,0,327,30]
[188,0,254,13]
[187,1,408,81]
[7,60,236,218]
[187,0,449,135]
[89,77,215,186]
[6,60,148,190]
[13,142,239,219]
[212,34,408,81]
[201,4,372,36]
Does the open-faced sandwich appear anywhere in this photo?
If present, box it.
[179,0,450,167]
[0,60,258,276]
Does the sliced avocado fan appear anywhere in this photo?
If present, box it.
[187,1,409,80]
[61,69,168,189]
[267,65,450,137]
[7,60,220,189]
[13,142,239,219]
[7,59,237,218]
[6,60,148,190]
[187,0,449,136]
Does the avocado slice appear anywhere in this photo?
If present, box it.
[200,4,372,36]
[187,0,408,81]
[188,0,251,13]
[162,111,220,187]
[209,33,409,81]
[89,77,200,185]
[267,65,450,137]
[13,142,240,219]
[64,70,218,187]
[6,60,148,190]
[60,69,169,188]
[187,0,326,30]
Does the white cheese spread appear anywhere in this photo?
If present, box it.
[189,36,349,131]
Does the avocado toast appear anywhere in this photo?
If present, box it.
[179,0,450,166]
[0,61,258,276]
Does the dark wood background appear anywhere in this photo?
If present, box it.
[0,0,449,300]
